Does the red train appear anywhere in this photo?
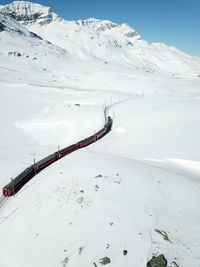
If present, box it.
[2,116,113,196]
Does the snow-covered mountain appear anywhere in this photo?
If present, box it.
[0,2,200,267]
[0,1,61,25]
[1,1,200,75]
[0,10,82,86]
[0,10,41,38]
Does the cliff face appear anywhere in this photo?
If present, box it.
[0,1,60,26]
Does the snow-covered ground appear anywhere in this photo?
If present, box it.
[0,82,200,267]
[0,2,200,267]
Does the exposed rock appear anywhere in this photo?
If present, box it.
[155,229,172,242]
[95,174,103,178]
[147,254,167,267]
[170,262,179,267]
[1,1,60,26]
[95,185,99,191]
[75,18,118,32]
[62,257,69,264]
[78,246,84,255]
[30,31,42,39]
[0,21,5,32]
[106,244,110,249]
[8,51,22,57]
[0,11,43,39]
[99,257,111,265]
[123,249,128,255]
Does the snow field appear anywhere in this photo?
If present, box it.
[0,83,199,267]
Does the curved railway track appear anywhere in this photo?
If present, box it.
[1,105,113,199]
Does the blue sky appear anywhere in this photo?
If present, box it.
[1,0,200,56]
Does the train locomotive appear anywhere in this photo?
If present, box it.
[2,116,113,196]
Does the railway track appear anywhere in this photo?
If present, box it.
[1,105,113,198]
[0,96,134,206]
[0,196,8,209]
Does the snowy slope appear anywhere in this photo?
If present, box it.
[0,11,73,85]
[0,84,200,267]
[1,1,200,75]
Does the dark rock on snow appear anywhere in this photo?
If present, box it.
[147,254,167,267]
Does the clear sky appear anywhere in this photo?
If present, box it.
[1,0,200,56]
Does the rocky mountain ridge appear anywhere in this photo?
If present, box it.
[0,1,200,75]
[0,10,42,39]
[0,1,61,25]
[0,1,142,46]
[1,2,138,37]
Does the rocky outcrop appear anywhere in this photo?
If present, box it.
[99,257,111,265]
[147,254,168,267]
[0,1,60,26]
[0,11,42,39]
[0,21,5,31]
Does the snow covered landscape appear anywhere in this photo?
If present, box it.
[0,1,200,266]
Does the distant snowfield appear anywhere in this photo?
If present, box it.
[0,80,200,267]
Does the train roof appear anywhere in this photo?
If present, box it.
[79,135,95,144]
[57,144,78,154]
[96,128,106,135]
[32,154,55,168]
[4,167,33,189]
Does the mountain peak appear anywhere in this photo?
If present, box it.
[75,18,118,31]
[74,18,140,38]
[1,1,141,40]
[1,1,60,25]
[0,11,42,40]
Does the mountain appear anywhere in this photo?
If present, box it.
[0,10,77,85]
[0,10,41,38]
[0,1,60,25]
[1,1,200,76]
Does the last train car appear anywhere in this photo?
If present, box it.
[2,167,34,196]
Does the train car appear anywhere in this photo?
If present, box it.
[56,143,79,158]
[32,154,57,173]
[2,167,34,196]
[79,135,96,148]
[107,116,112,123]
[96,128,107,140]
[104,116,113,132]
